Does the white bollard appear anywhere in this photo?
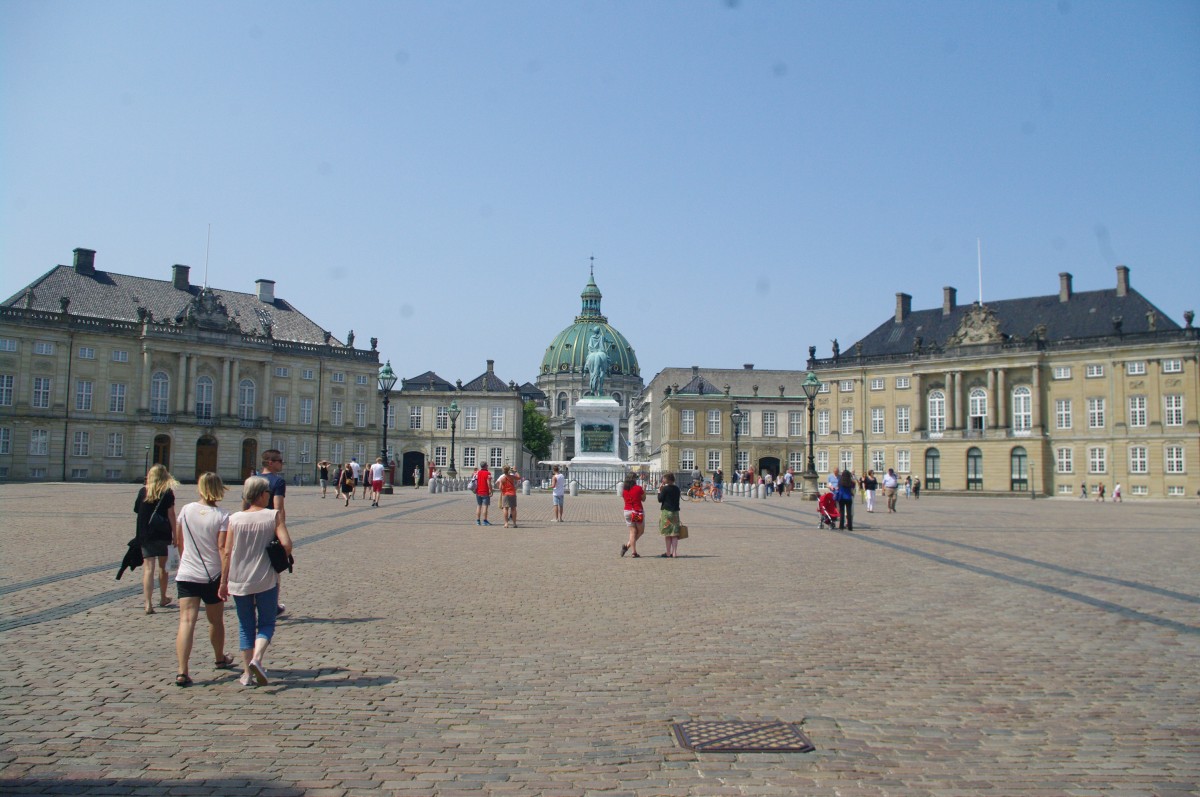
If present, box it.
[522,479,531,495]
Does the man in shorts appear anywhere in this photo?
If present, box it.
[474,462,493,526]
[497,465,519,528]
[370,457,385,507]
[349,458,361,500]
[550,465,566,522]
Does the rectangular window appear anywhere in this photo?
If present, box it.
[330,400,344,426]
[462,446,476,468]
[738,413,749,436]
[1162,359,1182,374]
[465,406,478,431]
[870,407,884,435]
[409,406,422,429]
[870,378,885,391]
[72,430,90,456]
[680,449,695,470]
[386,403,395,430]
[299,397,313,425]
[1168,485,1185,496]
[789,411,803,436]
[1085,364,1104,378]
[896,449,910,473]
[1057,483,1074,495]
[817,409,830,436]
[76,380,93,411]
[839,380,854,393]
[1056,447,1073,474]
[1131,484,1148,496]
[1052,366,1072,380]
[355,402,367,428]
[195,379,213,420]
[839,449,853,471]
[1129,446,1148,474]
[788,452,805,471]
[434,446,447,467]
[274,366,290,378]
[32,377,52,408]
[1164,395,1184,426]
[0,427,9,455]
[356,374,369,386]
[30,429,49,455]
[29,467,47,479]
[491,406,504,432]
[816,450,829,473]
[436,406,449,430]
[302,368,314,380]
[1126,361,1146,376]
[34,341,55,355]
[681,409,695,435]
[330,443,343,465]
[1055,399,1072,430]
[928,393,945,434]
[70,468,88,479]
[762,411,776,437]
[896,406,910,434]
[1087,397,1105,429]
[1165,445,1185,474]
[0,374,12,406]
[109,383,126,413]
[355,442,367,463]
[274,396,288,424]
[818,382,830,393]
[1088,446,1107,474]
[840,409,853,435]
[871,449,885,472]
[112,350,128,363]
[299,441,311,464]
[707,409,721,435]
[332,372,345,383]
[707,450,721,471]
[1128,395,1147,428]
[78,346,95,359]
[489,447,503,467]
[737,450,749,471]
[895,377,910,389]
[106,432,124,457]
[0,338,16,352]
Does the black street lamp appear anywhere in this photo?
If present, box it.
[144,445,150,475]
[378,361,398,494]
[801,372,822,499]
[730,404,744,484]
[447,399,461,479]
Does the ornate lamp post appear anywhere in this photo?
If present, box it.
[447,399,461,479]
[144,445,151,475]
[801,372,822,500]
[730,405,744,489]
[378,361,398,494]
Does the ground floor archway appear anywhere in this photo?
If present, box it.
[241,439,258,480]
[401,451,426,487]
[195,435,217,480]
[153,434,172,472]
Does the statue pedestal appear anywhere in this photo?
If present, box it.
[570,397,626,490]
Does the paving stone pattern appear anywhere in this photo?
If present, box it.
[1,484,1198,796]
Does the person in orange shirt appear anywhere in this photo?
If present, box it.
[497,465,519,528]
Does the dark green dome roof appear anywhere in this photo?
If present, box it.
[540,273,640,378]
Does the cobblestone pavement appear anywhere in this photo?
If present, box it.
[1,483,1198,796]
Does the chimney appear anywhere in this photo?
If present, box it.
[895,292,912,322]
[172,264,190,291]
[255,278,275,304]
[1115,265,1130,297]
[487,359,495,373]
[692,366,700,377]
[743,363,754,370]
[73,247,96,276]
[1059,272,1073,303]
[942,287,956,316]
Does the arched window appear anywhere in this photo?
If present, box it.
[195,376,214,420]
[967,446,983,490]
[1012,386,1032,432]
[150,371,170,417]
[612,391,622,408]
[1010,446,1028,491]
[557,392,568,416]
[924,448,941,489]
[238,379,256,421]
[928,390,946,434]
[968,388,987,433]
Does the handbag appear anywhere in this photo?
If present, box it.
[147,493,172,541]
[677,524,689,540]
[266,537,294,573]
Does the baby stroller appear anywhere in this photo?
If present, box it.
[817,491,840,530]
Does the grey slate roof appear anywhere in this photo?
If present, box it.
[400,371,455,392]
[649,366,811,399]
[675,375,724,395]
[854,287,1179,359]
[4,264,342,346]
[461,369,513,392]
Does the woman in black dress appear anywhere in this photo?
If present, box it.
[134,463,179,614]
[657,473,682,558]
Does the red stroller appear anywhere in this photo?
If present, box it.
[818,491,840,529]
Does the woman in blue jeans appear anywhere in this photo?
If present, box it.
[836,469,856,531]
[219,476,292,687]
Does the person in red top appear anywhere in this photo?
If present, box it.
[620,472,646,558]
[497,465,519,528]
[474,462,493,526]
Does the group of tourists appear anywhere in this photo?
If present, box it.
[620,472,683,558]
[822,467,906,530]
[317,457,387,507]
[133,451,292,689]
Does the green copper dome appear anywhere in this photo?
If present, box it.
[540,272,640,378]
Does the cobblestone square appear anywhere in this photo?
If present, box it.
[1,483,1197,796]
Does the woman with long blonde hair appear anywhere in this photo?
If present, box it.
[134,463,180,614]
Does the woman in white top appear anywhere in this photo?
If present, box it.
[172,473,234,687]
[219,476,293,687]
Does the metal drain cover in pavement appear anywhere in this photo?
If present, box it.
[672,720,814,753]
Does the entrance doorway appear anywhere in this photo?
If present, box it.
[967,447,984,490]
[153,434,172,471]
[241,439,258,480]
[401,451,426,487]
[1010,446,1028,492]
[195,436,218,480]
[757,456,781,481]
[924,448,941,490]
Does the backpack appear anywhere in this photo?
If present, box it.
[468,475,478,492]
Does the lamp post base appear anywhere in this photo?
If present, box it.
[800,471,820,500]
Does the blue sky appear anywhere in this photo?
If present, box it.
[3,0,1197,387]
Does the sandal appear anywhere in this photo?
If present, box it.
[160,597,173,607]
[174,674,192,687]
[214,654,236,670]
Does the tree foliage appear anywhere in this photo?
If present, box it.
[522,400,553,460]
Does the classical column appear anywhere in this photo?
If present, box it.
[1030,364,1041,432]
[222,358,232,416]
[953,371,963,431]
[261,360,271,420]
[176,352,189,413]
[912,373,923,433]
[186,356,198,416]
[987,369,997,429]
[944,371,955,430]
[140,347,152,411]
[996,369,1007,431]
[229,360,241,417]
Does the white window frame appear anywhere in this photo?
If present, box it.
[1128,395,1147,428]
[1088,446,1107,474]
[1087,397,1106,429]
[489,447,503,468]
[109,383,127,413]
[331,372,345,384]
[1165,445,1185,474]
[302,368,315,380]
[1162,359,1182,374]
[34,341,55,355]
[274,396,288,424]
[0,374,12,406]
[1052,366,1071,380]
[356,374,370,386]
[76,380,93,411]
[1126,361,1146,376]
[195,376,214,420]
[0,338,16,352]
[1129,446,1148,474]
[330,400,344,426]
[30,429,49,455]
[112,350,129,363]
[410,406,423,429]
[870,378,885,391]
[763,411,777,437]
[78,346,95,360]
[32,377,52,409]
[237,379,256,421]
[0,427,9,455]
[817,409,830,436]
[928,390,945,434]
[788,411,803,436]
[106,432,124,457]
[436,406,449,430]
[839,380,854,393]
[839,449,854,471]
[895,377,910,389]
[354,402,367,428]
[871,449,885,472]
[274,366,290,378]
[736,450,749,471]
[707,409,721,435]
[707,449,721,471]
[465,406,478,431]
[681,409,695,435]
[680,448,696,471]
[462,446,476,468]
[896,449,910,473]
[870,407,884,435]
[72,430,90,457]
[491,406,504,432]
[1085,364,1104,378]
[150,372,170,417]
[896,405,910,434]
[840,408,853,435]
[1012,386,1032,432]
[299,397,313,425]
[968,388,988,428]
[1056,447,1073,474]
[1164,395,1183,427]
[1055,399,1072,430]
[815,450,829,473]
[434,446,447,468]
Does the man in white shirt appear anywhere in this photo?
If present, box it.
[882,468,900,513]
[370,458,386,507]
[349,458,362,500]
[550,465,566,522]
